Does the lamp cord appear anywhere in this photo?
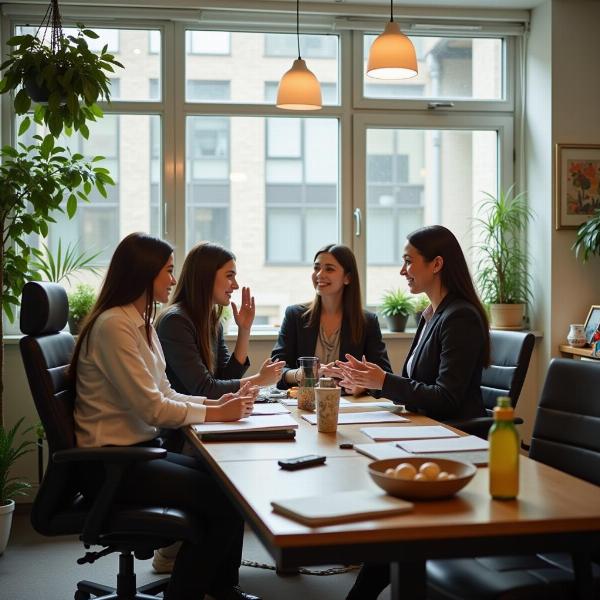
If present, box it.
[390,0,394,22]
[296,0,300,59]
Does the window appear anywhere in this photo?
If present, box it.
[5,13,518,331]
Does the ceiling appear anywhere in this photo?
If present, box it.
[264,0,546,9]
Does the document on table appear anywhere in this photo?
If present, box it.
[252,403,291,415]
[302,410,409,426]
[282,397,354,407]
[396,435,489,453]
[192,414,298,435]
[360,425,458,442]
[271,489,413,526]
[354,442,489,466]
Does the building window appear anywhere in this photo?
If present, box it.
[186,31,230,55]
[265,33,337,58]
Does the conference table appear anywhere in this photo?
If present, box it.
[185,397,600,599]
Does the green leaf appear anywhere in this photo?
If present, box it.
[13,88,31,114]
[82,29,100,39]
[66,194,77,218]
[17,116,31,136]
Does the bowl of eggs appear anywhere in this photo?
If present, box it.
[368,457,477,500]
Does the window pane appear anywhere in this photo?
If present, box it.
[366,128,498,311]
[186,116,339,325]
[186,31,339,105]
[363,35,503,101]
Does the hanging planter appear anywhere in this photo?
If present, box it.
[0,0,123,137]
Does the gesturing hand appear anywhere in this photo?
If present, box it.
[212,395,254,422]
[336,354,387,391]
[232,287,255,332]
[257,358,285,386]
[237,380,259,400]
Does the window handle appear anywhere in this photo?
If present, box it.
[353,208,362,237]
[427,101,455,110]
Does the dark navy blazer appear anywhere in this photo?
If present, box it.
[271,304,392,390]
[382,293,487,421]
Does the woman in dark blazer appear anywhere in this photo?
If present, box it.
[271,244,392,395]
[339,224,490,600]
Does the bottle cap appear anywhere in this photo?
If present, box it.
[496,396,511,408]
[493,395,514,420]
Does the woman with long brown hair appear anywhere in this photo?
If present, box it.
[271,243,391,394]
[73,232,260,600]
[156,242,284,399]
[340,225,489,600]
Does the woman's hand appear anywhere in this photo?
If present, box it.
[320,362,343,380]
[237,380,259,400]
[232,287,255,332]
[336,354,387,391]
[206,395,255,422]
[254,358,285,386]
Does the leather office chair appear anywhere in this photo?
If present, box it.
[19,281,198,600]
[427,358,600,599]
[449,330,535,439]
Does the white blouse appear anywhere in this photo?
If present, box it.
[74,303,207,448]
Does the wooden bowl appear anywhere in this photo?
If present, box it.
[368,457,477,500]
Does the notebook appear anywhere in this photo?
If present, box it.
[192,414,298,436]
[354,442,489,466]
[252,403,291,415]
[396,435,489,454]
[360,425,458,442]
[271,489,413,526]
[302,411,409,426]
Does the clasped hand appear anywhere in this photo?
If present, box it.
[335,354,386,391]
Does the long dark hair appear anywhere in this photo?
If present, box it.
[304,244,365,345]
[407,225,490,366]
[70,232,174,380]
[165,242,235,374]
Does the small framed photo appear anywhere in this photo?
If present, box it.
[555,143,600,230]
[583,305,600,345]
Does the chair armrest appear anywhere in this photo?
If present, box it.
[53,446,166,464]
[53,446,166,544]
[447,416,524,440]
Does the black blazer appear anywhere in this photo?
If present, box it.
[156,305,249,398]
[381,293,487,421]
[271,304,392,390]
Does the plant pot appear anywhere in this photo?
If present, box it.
[24,76,67,105]
[0,499,15,555]
[489,304,525,330]
[386,313,409,332]
[68,315,81,335]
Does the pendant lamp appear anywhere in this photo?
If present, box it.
[276,0,322,110]
[367,0,418,80]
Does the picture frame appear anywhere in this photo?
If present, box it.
[555,143,600,230]
[583,305,600,345]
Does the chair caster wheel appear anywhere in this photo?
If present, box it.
[75,591,91,600]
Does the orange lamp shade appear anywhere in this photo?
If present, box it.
[367,21,418,80]
[276,58,322,110]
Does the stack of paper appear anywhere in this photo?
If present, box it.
[193,414,298,435]
[252,403,291,416]
[396,435,489,453]
[302,411,409,426]
[360,425,458,442]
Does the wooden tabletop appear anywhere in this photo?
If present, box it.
[559,344,599,360]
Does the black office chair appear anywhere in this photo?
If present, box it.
[449,330,535,439]
[427,358,600,599]
[19,281,198,600]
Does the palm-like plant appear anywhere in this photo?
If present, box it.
[0,417,33,505]
[31,238,101,285]
[474,186,533,305]
[572,209,600,263]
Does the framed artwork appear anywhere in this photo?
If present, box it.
[583,305,600,345]
[555,143,600,230]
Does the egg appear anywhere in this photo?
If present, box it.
[393,463,417,480]
[418,461,441,480]
[413,472,428,481]
[447,473,457,480]
[385,468,396,476]
[436,471,449,481]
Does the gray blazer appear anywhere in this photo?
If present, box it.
[156,305,249,398]
[382,293,487,421]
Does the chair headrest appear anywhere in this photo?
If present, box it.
[20,282,69,335]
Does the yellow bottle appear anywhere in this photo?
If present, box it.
[488,396,519,500]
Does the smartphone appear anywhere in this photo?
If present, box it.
[277,455,326,471]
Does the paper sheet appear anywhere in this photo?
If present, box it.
[397,435,489,453]
[302,410,409,426]
[192,414,298,434]
[360,425,458,442]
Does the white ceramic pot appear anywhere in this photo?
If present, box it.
[489,304,525,329]
[0,499,15,555]
[567,324,587,348]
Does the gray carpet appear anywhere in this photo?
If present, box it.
[0,513,392,600]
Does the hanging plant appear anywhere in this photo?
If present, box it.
[0,0,123,137]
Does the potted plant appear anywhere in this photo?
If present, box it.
[572,208,600,263]
[67,283,96,334]
[474,186,533,329]
[379,289,415,332]
[413,294,430,325]
[0,1,123,137]
[0,418,34,555]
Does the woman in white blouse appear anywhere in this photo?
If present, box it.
[72,232,260,600]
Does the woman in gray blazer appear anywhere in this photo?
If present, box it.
[340,225,490,600]
[271,244,392,395]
